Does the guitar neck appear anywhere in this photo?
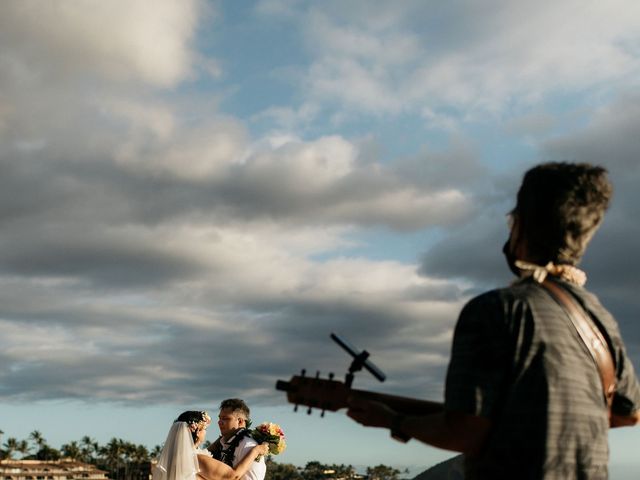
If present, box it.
[351,388,443,416]
[276,377,443,416]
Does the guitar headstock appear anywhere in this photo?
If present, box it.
[276,372,351,415]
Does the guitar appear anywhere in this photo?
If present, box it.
[275,373,443,441]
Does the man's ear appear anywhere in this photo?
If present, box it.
[238,416,246,427]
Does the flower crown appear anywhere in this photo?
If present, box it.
[185,411,212,433]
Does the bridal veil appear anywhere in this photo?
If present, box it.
[154,422,200,480]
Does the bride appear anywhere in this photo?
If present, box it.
[153,411,269,480]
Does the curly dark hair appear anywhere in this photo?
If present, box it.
[512,162,612,265]
[174,410,211,443]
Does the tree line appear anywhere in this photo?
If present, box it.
[0,430,154,480]
[0,430,407,480]
[265,459,408,480]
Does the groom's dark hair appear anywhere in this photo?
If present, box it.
[220,398,251,422]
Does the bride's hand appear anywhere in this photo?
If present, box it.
[256,443,270,456]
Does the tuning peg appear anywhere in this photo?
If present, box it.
[294,404,298,412]
[300,369,306,377]
[329,372,334,380]
[315,370,320,379]
[321,410,325,418]
[307,407,312,415]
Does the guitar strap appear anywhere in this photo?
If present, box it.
[540,278,616,411]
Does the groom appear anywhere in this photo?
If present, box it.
[208,398,266,480]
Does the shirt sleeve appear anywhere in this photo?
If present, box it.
[445,291,511,418]
[234,437,266,480]
[611,341,640,417]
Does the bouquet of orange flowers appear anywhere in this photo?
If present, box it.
[251,422,286,455]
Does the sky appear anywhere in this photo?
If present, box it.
[1,0,640,477]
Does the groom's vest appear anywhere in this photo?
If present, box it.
[210,428,252,467]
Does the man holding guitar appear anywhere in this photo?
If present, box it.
[347,163,640,479]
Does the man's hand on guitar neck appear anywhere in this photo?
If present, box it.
[347,395,397,430]
[347,396,491,455]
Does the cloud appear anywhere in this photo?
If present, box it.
[1,81,484,407]
[255,0,304,18]
[418,214,512,288]
[2,0,638,412]
[0,242,464,403]
[540,93,640,354]
[2,128,476,231]
[504,112,557,139]
[0,60,478,405]
[418,93,640,360]
[542,92,640,173]
[114,113,249,181]
[0,0,201,88]
[268,0,640,117]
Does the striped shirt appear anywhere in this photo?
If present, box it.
[445,277,640,480]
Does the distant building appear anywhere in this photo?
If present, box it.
[320,470,366,480]
[0,459,108,480]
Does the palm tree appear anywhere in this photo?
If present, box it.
[61,441,81,460]
[80,436,99,464]
[36,445,61,461]
[366,464,402,480]
[264,458,303,480]
[29,431,45,451]
[300,461,328,480]
[134,444,151,480]
[16,440,30,459]
[149,445,162,460]
[3,437,19,460]
[100,438,126,480]
[130,444,149,464]
[121,441,136,480]
[29,431,59,461]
